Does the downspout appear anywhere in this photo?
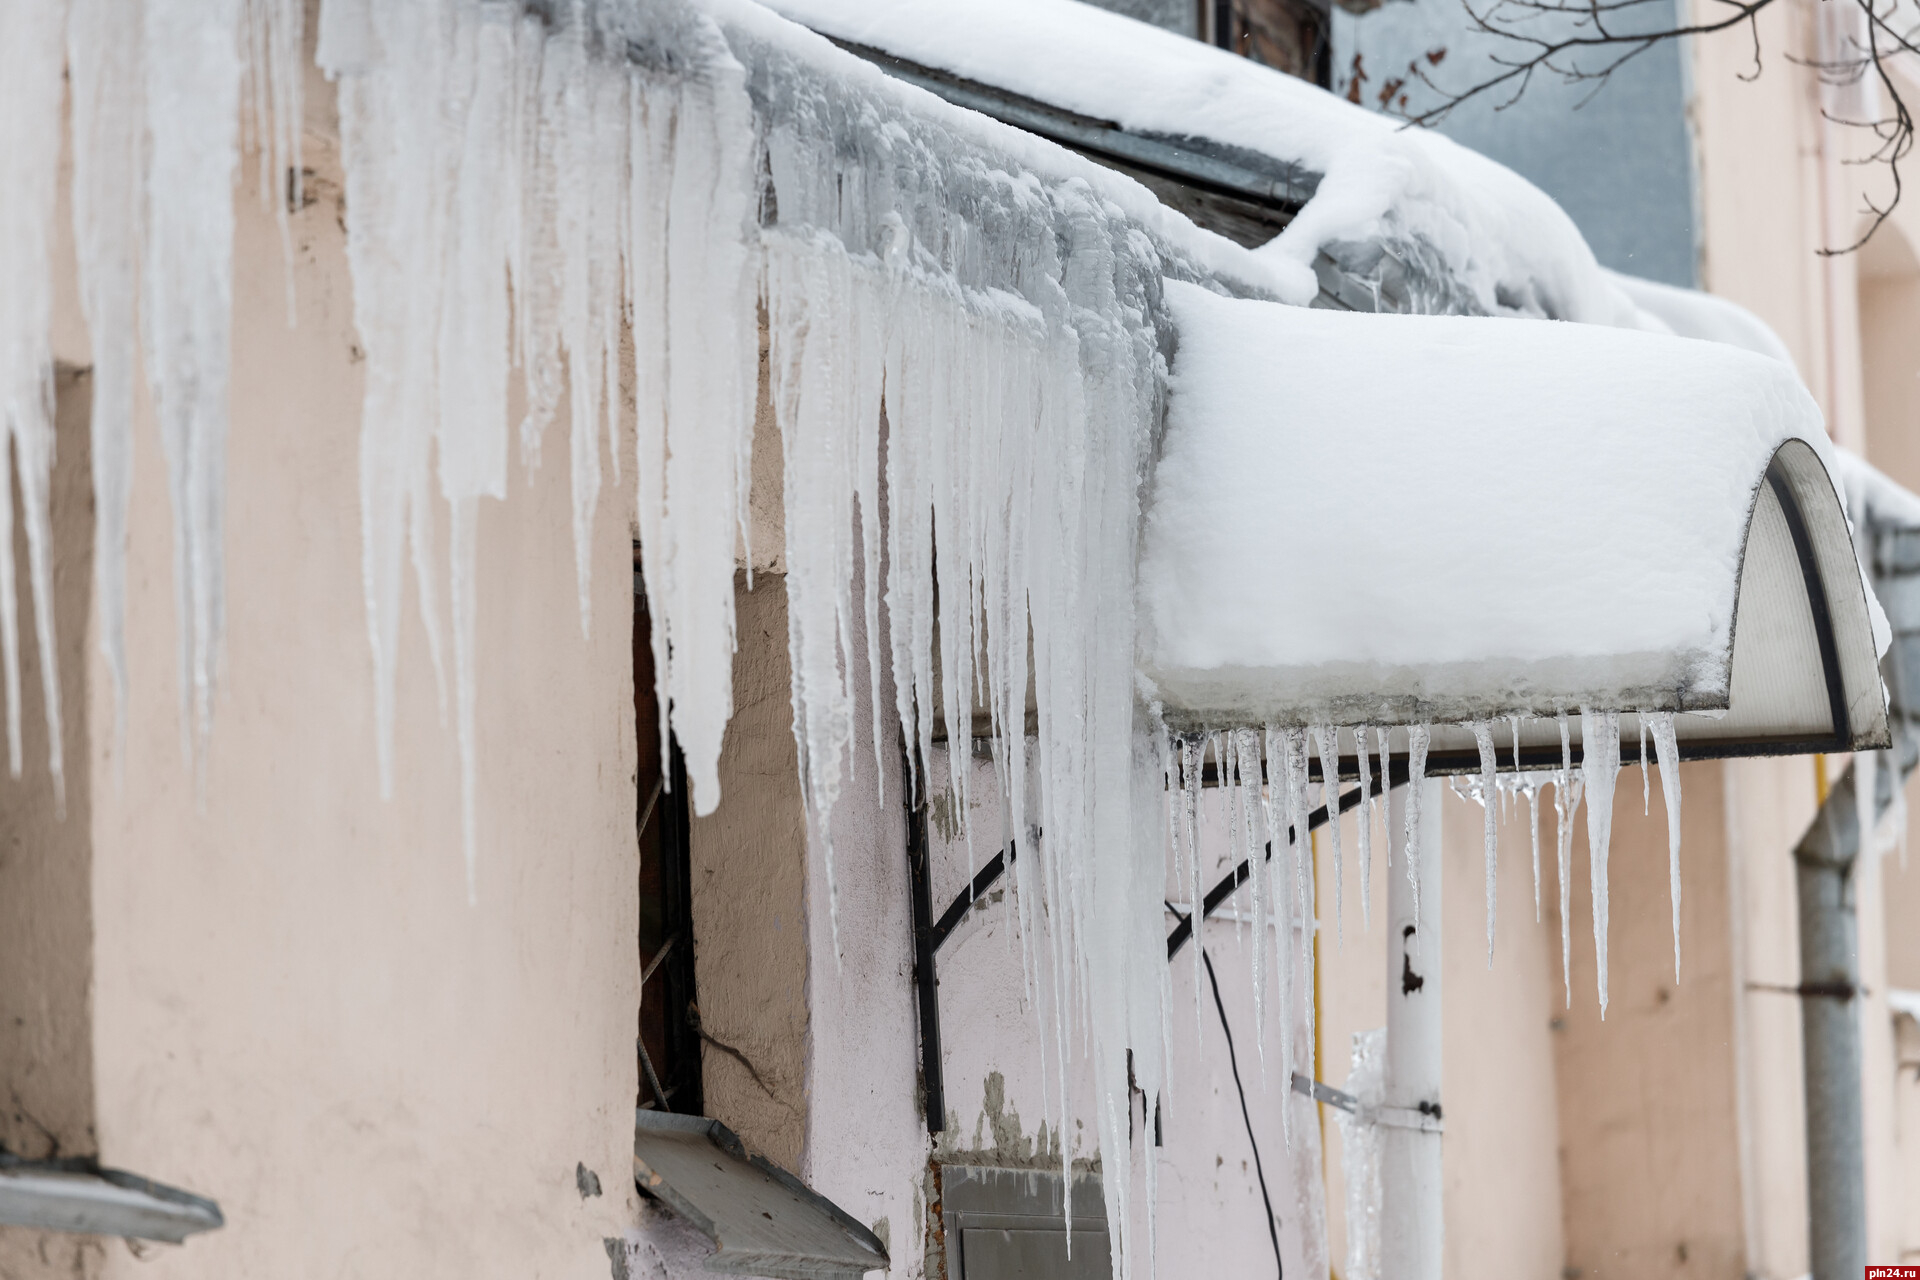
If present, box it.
[1795,757,1879,1280]
[1793,515,1920,1280]
[1382,778,1444,1280]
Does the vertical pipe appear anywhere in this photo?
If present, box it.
[906,769,946,1136]
[1795,765,1867,1280]
[1382,778,1444,1280]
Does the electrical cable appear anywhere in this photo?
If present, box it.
[1202,942,1284,1280]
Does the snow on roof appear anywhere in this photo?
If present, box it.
[1603,269,1800,367]
[1835,448,1920,532]
[764,0,1645,324]
[1138,280,1887,755]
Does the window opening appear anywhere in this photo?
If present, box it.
[635,559,701,1116]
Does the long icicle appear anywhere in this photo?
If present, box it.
[1649,711,1684,981]
[1184,735,1205,1055]
[1556,710,1575,1008]
[1354,723,1373,932]
[1528,773,1543,925]
[1472,720,1499,966]
[1314,724,1344,949]
[1376,726,1393,868]
[1403,724,1431,925]
[1581,708,1622,1017]
[1639,713,1650,816]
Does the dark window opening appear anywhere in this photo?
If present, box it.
[1206,0,1333,89]
[635,559,701,1116]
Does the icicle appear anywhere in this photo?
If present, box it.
[1472,720,1498,966]
[1508,714,1523,828]
[0,0,67,800]
[1183,736,1205,1053]
[1354,723,1373,932]
[1649,711,1683,981]
[1581,709,1622,1016]
[1376,726,1392,867]
[146,0,249,776]
[1313,724,1344,948]
[1556,711,1575,1007]
[1238,729,1268,1072]
[68,0,144,762]
[1527,772,1542,924]
[1639,714,1650,817]
[1403,725,1431,925]
[1284,728,1314,1057]
[242,0,304,315]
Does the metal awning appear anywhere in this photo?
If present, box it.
[0,1157,223,1243]
[632,1111,888,1279]
[1135,282,1890,769]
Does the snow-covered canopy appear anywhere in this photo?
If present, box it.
[1139,281,1890,766]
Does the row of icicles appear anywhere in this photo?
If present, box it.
[1165,710,1681,1033]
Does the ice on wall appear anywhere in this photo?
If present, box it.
[68,0,144,759]
[0,1,70,802]
[1338,1027,1386,1280]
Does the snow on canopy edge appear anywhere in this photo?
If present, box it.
[1137,280,1833,726]
[761,0,1644,323]
[1605,268,1896,658]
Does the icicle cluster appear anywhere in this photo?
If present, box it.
[320,0,760,895]
[1,0,302,800]
[22,3,1719,1273]
[1189,707,1687,1071]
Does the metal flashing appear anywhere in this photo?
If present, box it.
[632,1111,888,1279]
[0,1157,224,1243]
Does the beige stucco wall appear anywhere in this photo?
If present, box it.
[0,101,647,1279]
[1685,8,1920,1266]
[689,574,810,1171]
[0,366,105,1279]
[1318,786,1565,1280]
[1553,762,1747,1279]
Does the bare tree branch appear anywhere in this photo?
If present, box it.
[1367,0,1916,251]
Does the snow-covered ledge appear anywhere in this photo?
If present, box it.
[1138,281,1890,769]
